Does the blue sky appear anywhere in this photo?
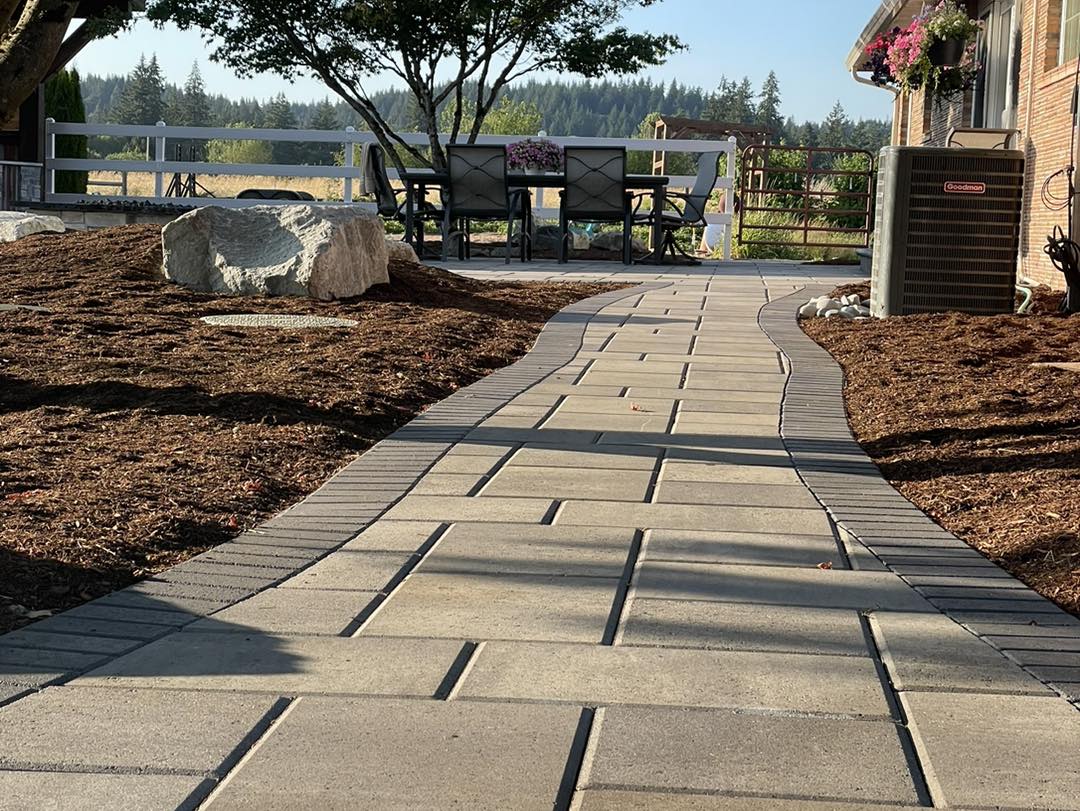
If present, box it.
[71,0,892,123]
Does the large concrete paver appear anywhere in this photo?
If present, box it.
[78,633,466,696]
[458,641,890,716]
[0,686,280,773]
[902,692,1080,809]
[871,611,1051,694]
[619,598,869,656]
[207,697,583,810]
[277,550,413,591]
[0,772,201,811]
[186,588,372,635]
[556,501,832,535]
[582,706,921,805]
[575,793,920,810]
[418,522,634,577]
[633,562,936,611]
[481,465,653,501]
[361,572,620,642]
[642,528,839,567]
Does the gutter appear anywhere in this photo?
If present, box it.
[851,66,900,96]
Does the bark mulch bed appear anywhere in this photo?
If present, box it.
[0,225,619,632]
[803,282,1080,617]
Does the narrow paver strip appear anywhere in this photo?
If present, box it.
[2,259,1078,808]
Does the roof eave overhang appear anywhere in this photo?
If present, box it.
[845,0,924,71]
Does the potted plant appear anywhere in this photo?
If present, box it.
[924,0,982,65]
[884,1,981,100]
[507,138,562,175]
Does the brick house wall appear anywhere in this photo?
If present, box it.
[1018,0,1077,287]
[882,0,1077,289]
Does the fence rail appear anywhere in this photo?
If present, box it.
[43,120,737,257]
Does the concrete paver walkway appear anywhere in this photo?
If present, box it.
[2,259,1079,810]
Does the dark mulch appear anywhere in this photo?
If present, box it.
[803,283,1080,616]
[0,225,618,631]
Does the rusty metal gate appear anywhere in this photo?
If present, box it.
[738,145,876,250]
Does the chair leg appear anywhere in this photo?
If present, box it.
[558,210,568,264]
[526,207,534,261]
[623,215,633,265]
[505,208,516,266]
[440,210,450,262]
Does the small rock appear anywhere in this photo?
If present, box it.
[823,310,841,318]
[840,305,861,318]
[840,294,860,306]
[386,239,419,264]
[854,305,871,317]
[798,302,818,318]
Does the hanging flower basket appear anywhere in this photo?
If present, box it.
[928,36,967,67]
[864,1,982,101]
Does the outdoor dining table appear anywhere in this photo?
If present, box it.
[399,168,673,265]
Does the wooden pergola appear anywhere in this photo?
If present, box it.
[651,115,772,176]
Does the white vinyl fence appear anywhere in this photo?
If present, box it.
[44,120,738,257]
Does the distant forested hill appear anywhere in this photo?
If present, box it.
[78,67,890,154]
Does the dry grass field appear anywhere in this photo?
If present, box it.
[88,171,344,200]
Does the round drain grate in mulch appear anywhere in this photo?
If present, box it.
[200,313,359,329]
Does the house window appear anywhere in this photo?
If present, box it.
[1063,0,1080,64]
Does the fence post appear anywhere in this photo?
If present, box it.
[343,126,355,203]
[153,121,166,199]
[44,118,56,198]
[724,136,737,261]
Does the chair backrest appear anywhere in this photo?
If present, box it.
[563,147,627,220]
[946,127,1019,150]
[366,145,401,218]
[680,152,721,224]
[446,144,509,218]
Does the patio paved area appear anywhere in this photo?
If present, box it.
[2,259,1079,809]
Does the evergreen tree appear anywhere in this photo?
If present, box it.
[181,62,211,126]
[757,71,782,136]
[731,78,756,124]
[820,101,850,147]
[263,92,301,164]
[44,69,88,194]
[113,54,165,125]
[306,97,340,164]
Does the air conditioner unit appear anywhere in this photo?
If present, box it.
[871,146,1024,317]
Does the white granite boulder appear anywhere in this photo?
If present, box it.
[161,205,389,300]
[0,212,65,242]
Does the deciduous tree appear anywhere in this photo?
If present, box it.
[0,0,128,127]
[146,0,682,170]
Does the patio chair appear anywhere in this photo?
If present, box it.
[442,144,531,264]
[634,152,720,263]
[559,146,632,265]
[365,144,440,222]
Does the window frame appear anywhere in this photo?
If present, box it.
[1063,0,1080,65]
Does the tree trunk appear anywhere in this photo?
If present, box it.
[0,0,79,127]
